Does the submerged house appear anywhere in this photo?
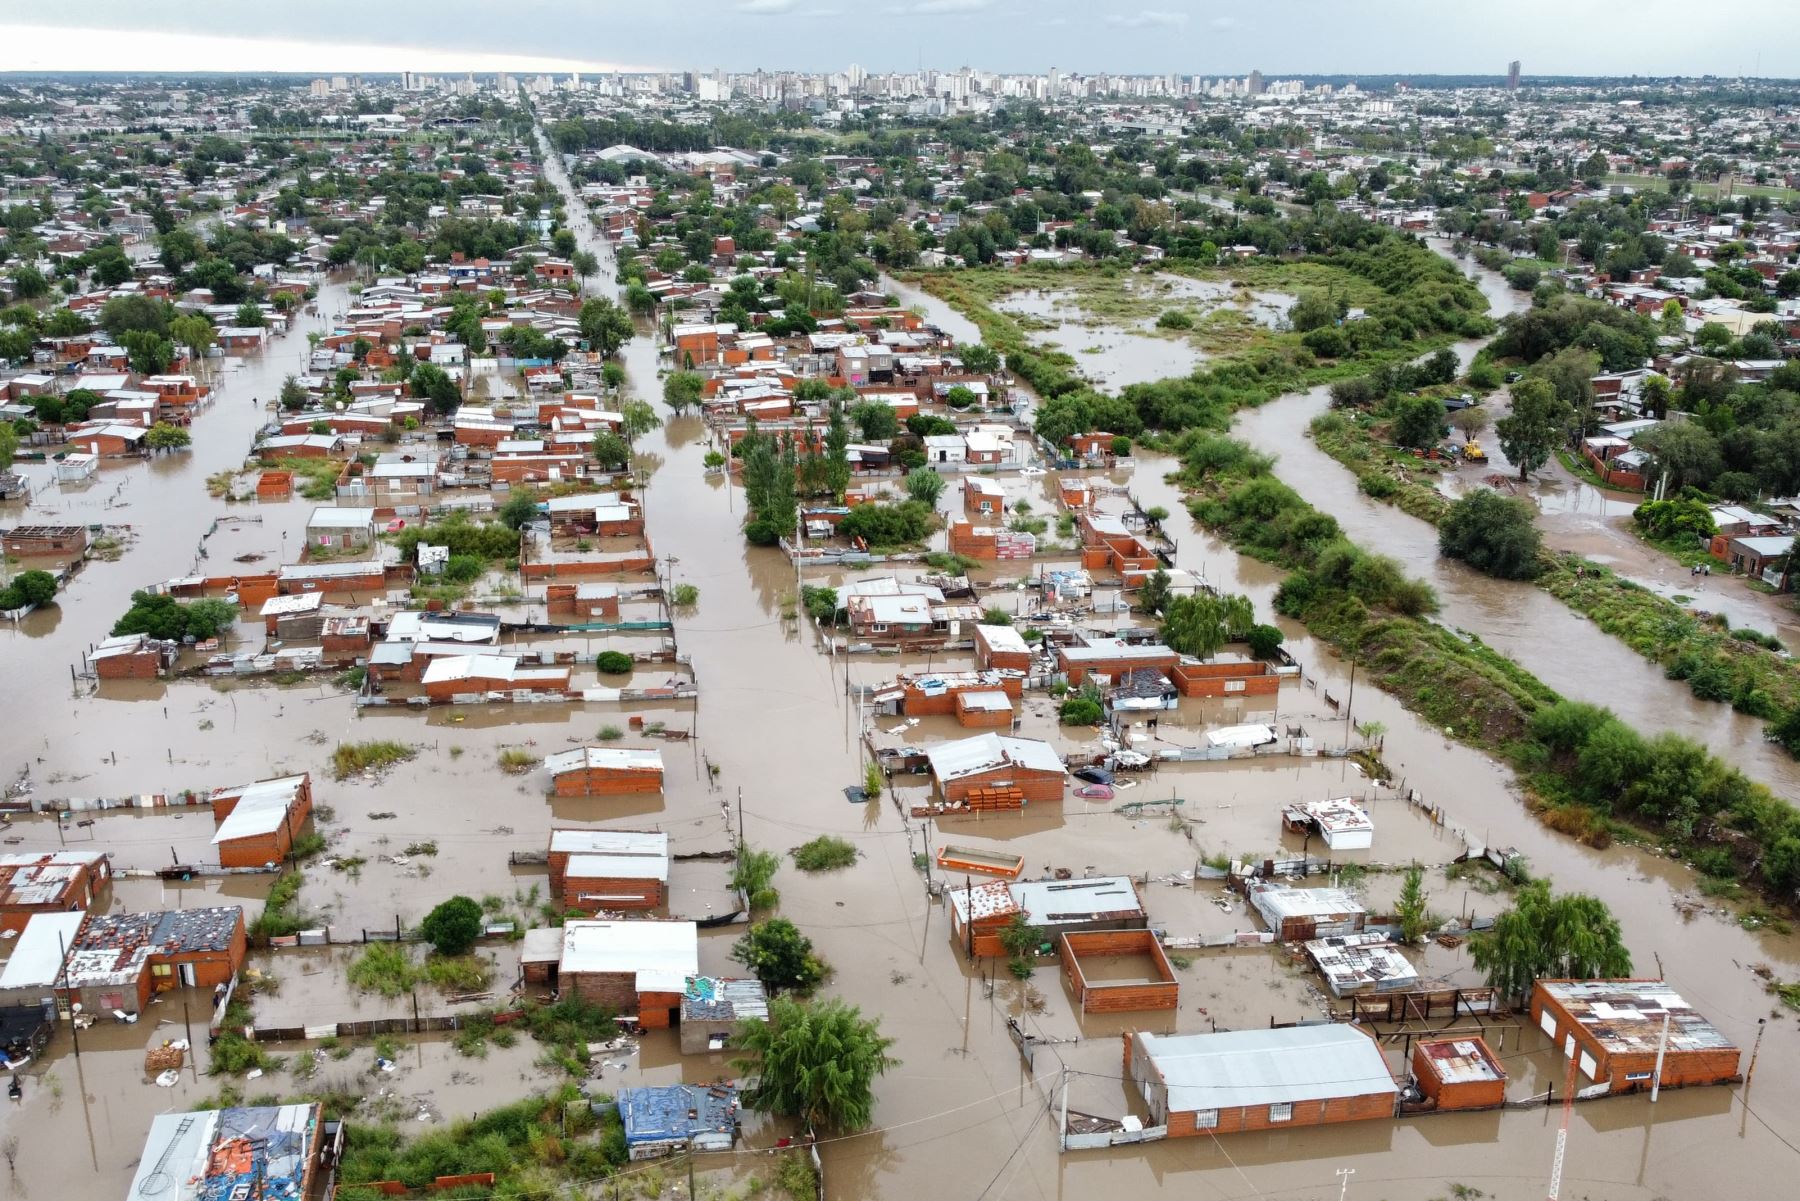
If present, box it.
[0,850,112,934]
[1126,1026,1398,1137]
[556,919,697,1028]
[947,876,1147,957]
[209,773,315,868]
[616,1083,739,1160]
[923,732,1065,805]
[1248,883,1366,941]
[61,905,246,1016]
[1530,979,1740,1094]
[546,829,669,913]
[124,1104,338,1201]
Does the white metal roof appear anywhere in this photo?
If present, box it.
[421,654,518,684]
[0,911,86,991]
[925,733,1064,782]
[211,776,307,847]
[566,854,668,882]
[975,624,1029,654]
[1136,1026,1397,1113]
[543,747,664,775]
[560,920,698,994]
[550,829,668,857]
[306,506,377,529]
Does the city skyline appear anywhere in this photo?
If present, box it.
[0,0,1794,78]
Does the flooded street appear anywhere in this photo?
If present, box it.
[4,165,1800,1201]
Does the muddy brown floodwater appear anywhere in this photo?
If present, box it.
[4,172,1800,1201]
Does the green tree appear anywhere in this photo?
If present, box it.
[120,329,175,375]
[1289,290,1340,332]
[732,918,825,992]
[577,297,633,358]
[158,227,201,274]
[234,301,266,328]
[956,342,1000,374]
[823,398,851,498]
[850,401,898,441]
[145,422,191,452]
[1391,394,1446,451]
[278,375,309,411]
[409,362,462,416]
[1137,568,1172,616]
[0,327,29,363]
[2,569,57,609]
[732,996,897,1133]
[618,398,661,441]
[0,422,16,472]
[1395,864,1431,942]
[1633,422,1721,492]
[101,294,171,337]
[1495,377,1571,481]
[1469,880,1631,1001]
[497,490,542,530]
[661,370,704,415]
[169,314,216,364]
[571,249,599,282]
[9,265,47,300]
[418,895,483,957]
[45,307,89,337]
[591,430,630,469]
[903,466,944,505]
[1438,488,1543,579]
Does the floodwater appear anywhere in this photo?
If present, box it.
[5,169,1800,1201]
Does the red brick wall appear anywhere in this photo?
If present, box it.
[1060,652,1178,685]
[956,702,1013,729]
[940,765,1062,805]
[1060,931,1178,1013]
[564,969,636,1011]
[1170,660,1281,698]
[1169,1090,1394,1137]
[551,766,663,796]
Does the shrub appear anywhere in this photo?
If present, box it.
[1060,697,1103,725]
[595,650,632,674]
[419,896,484,956]
[1438,489,1543,580]
[732,844,781,911]
[330,740,415,780]
[732,918,826,992]
[791,836,857,872]
[1246,623,1284,658]
[670,583,699,606]
[1155,309,1193,330]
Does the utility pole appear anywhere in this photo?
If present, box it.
[1059,1066,1070,1152]
[1336,1167,1355,1201]
[1745,1018,1766,1087]
[1650,1010,1671,1102]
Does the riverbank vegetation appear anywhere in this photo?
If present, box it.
[908,213,1491,452]
[1310,394,1800,731]
[1174,429,1800,899]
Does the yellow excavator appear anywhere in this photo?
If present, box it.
[1462,440,1489,464]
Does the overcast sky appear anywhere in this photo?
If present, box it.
[1,1,1793,79]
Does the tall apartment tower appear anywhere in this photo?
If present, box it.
[1507,60,1521,91]
[1248,69,1265,96]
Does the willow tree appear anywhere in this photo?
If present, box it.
[1469,880,1631,1001]
[733,996,897,1133]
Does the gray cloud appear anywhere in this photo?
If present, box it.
[1105,10,1189,28]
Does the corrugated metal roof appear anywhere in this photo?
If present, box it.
[1137,1026,1397,1113]
[543,747,664,775]
[1539,979,1737,1054]
[925,733,1063,782]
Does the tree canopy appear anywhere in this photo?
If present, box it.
[1438,488,1543,580]
[732,996,897,1133]
[1469,879,1631,1000]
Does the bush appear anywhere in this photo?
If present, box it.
[904,466,945,505]
[670,583,699,606]
[1438,489,1543,580]
[1060,697,1103,725]
[791,836,857,872]
[1246,623,1284,658]
[1391,394,1447,451]
[595,650,632,674]
[419,896,484,957]
[839,500,935,547]
[732,844,781,911]
[1155,309,1193,330]
[732,918,826,992]
[330,740,416,780]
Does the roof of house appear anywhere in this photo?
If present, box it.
[1416,1037,1505,1085]
[1011,876,1143,925]
[385,610,501,643]
[1135,1026,1398,1113]
[543,747,665,775]
[420,653,518,685]
[1537,979,1737,1055]
[1059,637,1175,664]
[618,1083,738,1144]
[679,976,769,1024]
[975,623,1029,654]
[0,911,87,991]
[210,775,309,848]
[559,920,698,993]
[1249,884,1366,922]
[0,850,107,909]
[125,1105,321,1201]
[925,733,1064,782]
[65,906,243,989]
[1305,935,1419,995]
[305,507,376,529]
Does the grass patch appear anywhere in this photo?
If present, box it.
[497,747,540,775]
[331,740,416,780]
[791,835,857,872]
[346,944,419,998]
[249,870,315,941]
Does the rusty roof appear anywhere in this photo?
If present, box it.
[1538,979,1737,1055]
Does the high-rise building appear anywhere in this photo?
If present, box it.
[1507,60,1521,91]
[1247,69,1265,96]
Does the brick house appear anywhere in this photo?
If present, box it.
[1056,637,1179,686]
[90,632,175,680]
[544,747,665,796]
[208,774,314,869]
[2,524,90,558]
[420,654,571,701]
[0,851,112,934]
[557,919,698,1028]
[1530,979,1740,1094]
[546,829,669,913]
[947,876,1146,958]
[1169,655,1281,698]
[1061,930,1178,1014]
[1411,1036,1507,1111]
[1127,1026,1397,1137]
[972,623,1033,672]
[61,906,246,1016]
[546,582,621,619]
[924,733,1064,805]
